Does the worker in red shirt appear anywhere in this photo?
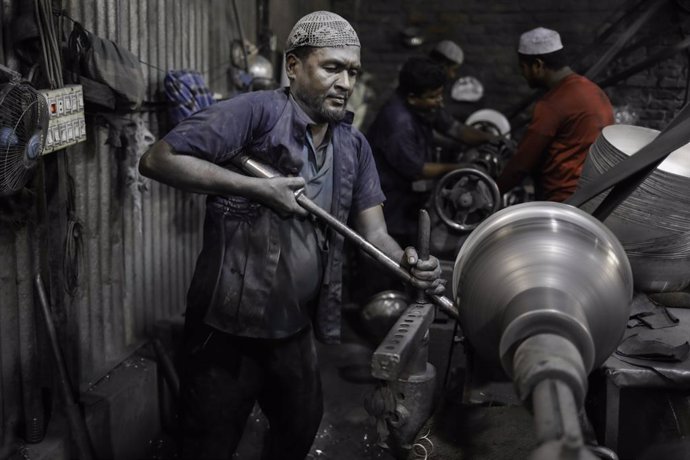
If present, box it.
[497,27,614,202]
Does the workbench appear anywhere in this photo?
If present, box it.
[600,307,690,456]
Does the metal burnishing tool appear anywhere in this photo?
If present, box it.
[236,155,458,320]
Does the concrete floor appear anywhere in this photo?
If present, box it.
[144,306,690,460]
[146,310,539,460]
[233,341,396,460]
[227,310,539,460]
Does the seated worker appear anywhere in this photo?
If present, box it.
[496,27,614,202]
[367,56,495,248]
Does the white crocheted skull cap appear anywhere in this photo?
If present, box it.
[285,11,360,53]
[434,40,464,65]
[518,27,563,55]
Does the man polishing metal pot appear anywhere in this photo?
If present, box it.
[139,10,444,460]
[497,27,614,202]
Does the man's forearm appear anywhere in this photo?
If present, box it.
[139,140,264,198]
[367,229,406,264]
[446,121,497,146]
[421,162,459,179]
[354,206,406,264]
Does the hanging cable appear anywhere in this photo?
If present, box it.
[442,319,460,390]
[34,0,63,89]
[63,174,82,297]
[36,0,82,297]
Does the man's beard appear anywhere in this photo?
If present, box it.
[301,91,348,123]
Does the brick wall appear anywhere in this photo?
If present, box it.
[327,0,690,131]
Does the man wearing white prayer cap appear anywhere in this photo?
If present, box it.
[430,39,465,80]
[496,27,614,202]
[427,39,496,146]
[140,10,445,460]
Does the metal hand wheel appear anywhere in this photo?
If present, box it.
[433,167,501,232]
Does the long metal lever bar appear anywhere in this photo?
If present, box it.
[236,155,459,320]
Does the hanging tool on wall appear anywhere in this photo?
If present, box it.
[35,274,95,460]
[235,155,459,320]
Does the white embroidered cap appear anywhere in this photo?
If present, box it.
[433,40,464,65]
[518,27,563,55]
[285,11,360,53]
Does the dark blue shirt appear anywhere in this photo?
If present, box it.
[164,88,385,342]
[269,115,334,336]
[367,92,450,243]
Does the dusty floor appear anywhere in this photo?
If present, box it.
[212,309,539,460]
[231,342,539,460]
[146,306,690,460]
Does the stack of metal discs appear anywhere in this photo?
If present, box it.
[578,124,690,292]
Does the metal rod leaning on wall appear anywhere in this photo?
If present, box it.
[231,0,249,73]
[152,338,181,401]
[34,274,95,460]
[236,155,459,320]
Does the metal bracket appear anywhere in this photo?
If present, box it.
[371,303,434,381]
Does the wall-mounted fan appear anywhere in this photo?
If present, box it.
[0,66,49,196]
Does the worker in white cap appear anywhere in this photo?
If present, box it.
[428,39,491,145]
[496,27,614,202]
[139,10,444,460]
[430,39,465,81]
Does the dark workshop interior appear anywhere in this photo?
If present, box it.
[1,1,690,459]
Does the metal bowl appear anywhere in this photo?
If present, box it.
[359,290,410,344]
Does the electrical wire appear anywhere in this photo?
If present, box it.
[63,218,83,297]
[62,173,82,296]
[411,429,434,460]
[35,0,55,88]
[35,0,64,89]
[35,0,83,296]
[443,319,460,390]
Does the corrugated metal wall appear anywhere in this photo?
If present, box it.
[0,0,257,451]
[60,0,256,384]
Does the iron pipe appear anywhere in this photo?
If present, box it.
[237,155,459,319]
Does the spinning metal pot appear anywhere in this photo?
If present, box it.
[452,202,633,377]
